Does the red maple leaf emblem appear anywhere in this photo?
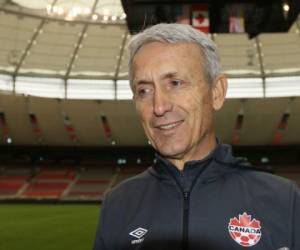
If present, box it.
[228,212,262,247]
[196,14,205,24]
[229,212,261,229]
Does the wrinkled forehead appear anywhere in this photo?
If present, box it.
[131,42,206,84]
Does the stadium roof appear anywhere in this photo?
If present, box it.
[0,1,299,146]
[0,1,299,86]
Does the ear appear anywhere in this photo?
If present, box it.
[211,75,228,111]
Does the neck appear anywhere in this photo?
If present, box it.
[168,133,217,171]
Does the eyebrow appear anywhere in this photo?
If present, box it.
[134,71,179,87]
[162,71,178,80]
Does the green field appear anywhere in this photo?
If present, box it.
[0,204,101,250]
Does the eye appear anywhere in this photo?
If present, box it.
[135,86,153,98]
[170,79,183,87]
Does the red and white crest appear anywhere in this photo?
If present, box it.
[228,212,262,247]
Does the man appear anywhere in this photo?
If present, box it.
[93,23,299,250]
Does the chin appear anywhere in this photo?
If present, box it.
[155,141,187,159]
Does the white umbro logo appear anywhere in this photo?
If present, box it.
[129,227,148,244]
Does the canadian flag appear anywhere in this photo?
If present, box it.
[175,5,190,25]
[192,4,210,33]
[229,4,245,33]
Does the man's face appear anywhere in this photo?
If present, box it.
[132,42,217,160]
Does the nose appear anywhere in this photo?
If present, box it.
[153,88,172,116]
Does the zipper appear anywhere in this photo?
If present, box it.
[162,158,213,250]
[182,191,190,250]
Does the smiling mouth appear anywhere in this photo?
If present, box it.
[155,120,183,130]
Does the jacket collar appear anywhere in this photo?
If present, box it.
[148,141,248,185]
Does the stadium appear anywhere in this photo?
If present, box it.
[0,0,299,249]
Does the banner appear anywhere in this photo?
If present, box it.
[29,113,44,143]
[272,111,290,144]
[232,107,244,145]
[63,114,79,144]
[100,114,112,141]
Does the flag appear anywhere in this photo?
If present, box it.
[29,113,44,143]
[272,111,290,144]
[100,114,112,140]
[192,4,210,33]
[235,113,244,130]
[278,113,290,130]
[229,4,245,33]
[63,114,79,143]
[0,112,10,143]
[175,5,190,25]
[232,106,244,145]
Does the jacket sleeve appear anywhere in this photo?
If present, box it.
[93,195,109,250]
[291,183,300,250]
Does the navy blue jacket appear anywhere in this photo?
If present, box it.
[93,144,300,250]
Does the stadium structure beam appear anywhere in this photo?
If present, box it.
[0,6,124,27]
[50,0,59,7]
[255,36,266,98]
[296,16,300,35]
[12,75,16,94]
[0,70,124,80]
[13,20,45,78]
[64,0,100,81]
[64,78,67,99]
[0,0,10,8]
[113,31,128,100]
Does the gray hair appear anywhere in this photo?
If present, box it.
[128,23,222,88]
